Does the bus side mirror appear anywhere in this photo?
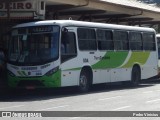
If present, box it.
[62,27,68,32]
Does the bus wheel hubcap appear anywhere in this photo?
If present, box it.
[80,75,87,88]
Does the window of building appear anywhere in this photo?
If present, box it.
[77,28,97,50]
[41,1,45,10]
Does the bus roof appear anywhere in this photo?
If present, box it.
[156,34,160,37]
[13,20,155,32]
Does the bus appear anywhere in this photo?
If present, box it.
[156,34,160,76]
[7,20,158,92]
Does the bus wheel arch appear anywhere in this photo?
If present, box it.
[131,64,141,86]
[79,66,93,92]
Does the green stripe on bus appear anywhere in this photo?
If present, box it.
[92,51,129,69]
[122,52,150,68]
[8,70,61,88]
[63,51,150,71]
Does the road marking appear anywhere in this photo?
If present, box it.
[36,105,69,111]
[0,105,25,110]
[143,91,153,94]
[98,96,122,101]
[146,99,160,103]
[112,106,131,111]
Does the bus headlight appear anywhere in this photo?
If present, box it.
[45,66,59,76]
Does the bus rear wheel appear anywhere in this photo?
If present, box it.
[79,70,90,92]
[131,66,141,86]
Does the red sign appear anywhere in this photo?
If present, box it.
[0,2,32,10]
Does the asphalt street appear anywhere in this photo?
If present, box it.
[0,80,160,120]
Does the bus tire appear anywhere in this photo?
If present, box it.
[79,69,91,92]
[131,66,141,86]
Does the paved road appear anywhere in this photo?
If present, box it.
[0,80,160,120]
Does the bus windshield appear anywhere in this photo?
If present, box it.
[8,25,60,65]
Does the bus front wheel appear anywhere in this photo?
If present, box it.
[79,70,91,92]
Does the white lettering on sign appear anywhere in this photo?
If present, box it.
[0,2,32,10]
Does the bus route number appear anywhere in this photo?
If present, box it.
[83,58,89,63]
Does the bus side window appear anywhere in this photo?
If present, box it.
[129,32,142,51]
[77,28,97,50]
[143,33,155,51]
[61,32,77,63]
[113,31,128,50]
[97,29,113,50]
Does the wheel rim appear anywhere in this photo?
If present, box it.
[80,75,88,89]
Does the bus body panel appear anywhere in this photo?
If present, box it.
[141,52,158,79]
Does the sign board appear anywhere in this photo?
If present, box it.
[0,0,45,19]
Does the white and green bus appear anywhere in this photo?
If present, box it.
[156,34,160,76]
[7,20,158,92]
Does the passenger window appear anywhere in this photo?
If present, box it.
[113,31,128,50]
[97,29,113,50]
[129,32,142,50]
[143,33,155,51]
[77,28,97,50]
